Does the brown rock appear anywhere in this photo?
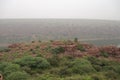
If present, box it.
[8,43,20,48]
[86,47,100,56]
[100,45,120,57]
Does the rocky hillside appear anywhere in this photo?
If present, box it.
[0,40,120,61]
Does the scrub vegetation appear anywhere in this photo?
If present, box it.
[0,40,120,80]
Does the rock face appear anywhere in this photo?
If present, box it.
[4,41,120,59]
[81,43,93,49]
[51,41,120,57]
[52,41,64,45]
[64,44,77,52]
[100,45,120,57]
[8,43,20,48]
[86,47,100,57]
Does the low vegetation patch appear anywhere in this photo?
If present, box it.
[76,44,85,51]
[51,46,65,54]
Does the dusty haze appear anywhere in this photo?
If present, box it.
[0,0,120,20]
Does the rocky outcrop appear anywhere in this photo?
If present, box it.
[8,43,20,48]
[81,43,94,49]
[86,47,100,57]
[100,45,120,57]
[3,41,120,60]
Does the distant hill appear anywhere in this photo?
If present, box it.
[0,19,120,47]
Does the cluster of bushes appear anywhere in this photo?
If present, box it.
[43,46,65,54]
[48,56,120,80]
[0,62,29,80]
[0,52,120,80]
[100,51,109,58]
[87,56,120,80]
[14,56,50,74]
[76,44,85,51]
[59,58,96,76]
[0,48,10,52]
[51,46,65,54]
[47,55,60,67]
[0,56,50,80]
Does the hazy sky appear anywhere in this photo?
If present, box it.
[0,0,120,20]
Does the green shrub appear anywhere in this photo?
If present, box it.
[31,41,35,43]
[4,64,21,76]
[59,67,72,76]
[74,37,78,43]
[87,56,120,75]
[77,44,85,51]
[0,62,21,74]
[64,55,75,60]
[36,54,43,57]
[65,75,93,80]
[0,62,23,80]
[0,48,10,52]
[47,55,60,67]
[39,40,42,43]
[50,68,60,75]
[60,56,75,67]
[36,74,62,80]
[87,56,120,73]
[14,56,50,69]
[69,58,96,74]
[29,49,33,51]
[51,46,65,54]
[0,62,8,73]
[35,46,40,49]
[113,66,120,74]
[50,40,54,42]
[6,71,29,80]
[44,46,52,52]
[22,66,31,74]
[59,58,96,75]
[105,70,120,80]
[100,51,109,58]
[91,73,107,80]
